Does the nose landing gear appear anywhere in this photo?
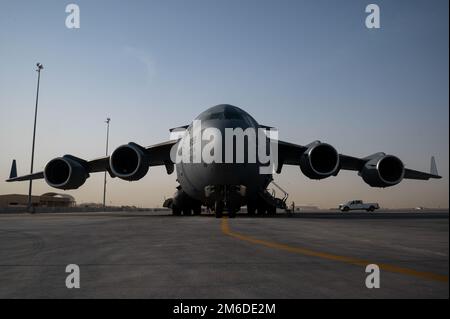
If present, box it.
[213,200,238,218]
[206,185,243,218]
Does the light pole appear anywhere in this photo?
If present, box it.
[28,63,43,213]
[103,117,110,210]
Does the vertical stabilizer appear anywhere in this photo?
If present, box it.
[9,160,17,179]
[430,156,438,176]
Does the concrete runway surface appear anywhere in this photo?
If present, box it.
[0,210,448,298]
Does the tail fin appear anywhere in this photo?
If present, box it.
[9,160,17,179]
[430,156,438,176]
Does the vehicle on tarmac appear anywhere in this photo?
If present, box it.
[339,200,380,212]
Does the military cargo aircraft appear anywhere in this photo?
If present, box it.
[7,104,441,217]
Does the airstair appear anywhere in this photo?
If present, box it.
[260,180,288,210]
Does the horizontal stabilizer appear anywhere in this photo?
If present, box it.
[259,124,275,130]
[169,125,189,132]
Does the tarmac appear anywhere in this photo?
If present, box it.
[0,210,448,298]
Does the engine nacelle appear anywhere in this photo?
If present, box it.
[110,142,149,181]
[300,142,340,179]
[360,155,405,187]
[44,156,88,190]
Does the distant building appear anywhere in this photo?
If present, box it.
[0,193,76,208]
[295,205,320,211]
[78,202,103,208]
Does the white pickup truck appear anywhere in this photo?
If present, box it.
[339,200,379,212]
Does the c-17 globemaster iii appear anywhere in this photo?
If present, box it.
[7,104,441,218]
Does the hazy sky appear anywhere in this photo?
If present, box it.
[0,0,448,208]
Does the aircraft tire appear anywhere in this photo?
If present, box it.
[267,205,276,215]
[172,206,182,216]
[256,206,267,215]
[193,205,201,215]
[215,201,223,218]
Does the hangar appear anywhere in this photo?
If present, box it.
[0,193,76,208]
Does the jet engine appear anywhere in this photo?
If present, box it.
[300,142,340,179]
[44,156,89,190]
[110,142,149,181]
[360,154,404,187]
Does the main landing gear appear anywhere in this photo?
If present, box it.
[172,203,202,216]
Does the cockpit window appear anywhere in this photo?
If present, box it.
[200,108,243,120]
[196,105,255,124]
[207,112,223,120]
[223,108,242,119]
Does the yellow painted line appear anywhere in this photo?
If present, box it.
[221,218,448,283]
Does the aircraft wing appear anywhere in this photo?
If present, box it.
[6,140,178,182]
[277,140,441,181]
[403,168,442,180]
[7,171,45,182]
[339,154,441,179]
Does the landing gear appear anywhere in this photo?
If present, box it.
[267,205,276,216]
[173,205,200,216]
[257,204,267,215]
[182,208,192,216]
[247,203,256,216]
[228,208,237,218]
[193,205,201,215]
[215,201,223,218]
[253,201,276,216]
[172,206,181,216]
[170,188,202,216]
[206,185,244,218]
